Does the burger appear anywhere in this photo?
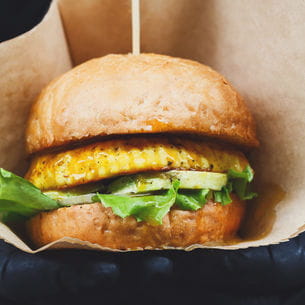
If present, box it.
[0,54,259,250]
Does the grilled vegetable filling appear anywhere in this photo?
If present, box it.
[25,136,248,190]
[0,137,257,224]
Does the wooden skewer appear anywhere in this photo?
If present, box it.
[131,0,140,55]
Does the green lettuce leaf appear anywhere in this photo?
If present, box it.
[0,168,60,219]
[228,165,254,182]
[93,180,179,225]
[175,189,210,210]
[214,166,257,205]
[214,182,233,205]
[228,166,257,200]
[0,166,257,225]
[0,212,28,223]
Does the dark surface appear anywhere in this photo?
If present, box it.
[1,0,305,304]
[0,0,51,42]
[1,235,305,305]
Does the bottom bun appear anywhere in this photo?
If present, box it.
[26,195,245,250]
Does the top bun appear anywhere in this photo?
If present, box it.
[26,53,258,153]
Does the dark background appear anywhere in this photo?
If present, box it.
[0,1,305,304]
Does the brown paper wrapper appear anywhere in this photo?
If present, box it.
[0,0,304,252]
[0,0,72,175]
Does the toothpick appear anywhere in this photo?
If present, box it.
[132,0,140,55]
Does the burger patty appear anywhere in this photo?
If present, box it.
[26,137,249,191]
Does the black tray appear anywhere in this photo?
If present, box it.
[1,236,305,305]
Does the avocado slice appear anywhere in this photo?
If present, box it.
[108,171,227,194]
[44,181,105,201]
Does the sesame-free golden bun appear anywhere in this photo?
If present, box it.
[27,195,245,250]
[26,53,258,154]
